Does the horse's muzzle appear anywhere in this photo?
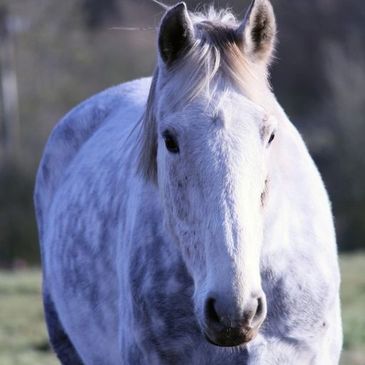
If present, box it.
[203,294,267,347]
[204,325,258,347]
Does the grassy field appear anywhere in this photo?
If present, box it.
[340,254,365,365]
[0,254,364,364]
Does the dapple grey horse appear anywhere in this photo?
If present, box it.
[34,1,342,364]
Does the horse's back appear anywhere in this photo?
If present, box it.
[34,77,152,364]
[34,77,151,243]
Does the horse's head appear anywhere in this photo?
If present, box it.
[138,0,277,347]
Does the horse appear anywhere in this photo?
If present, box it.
[34,1,342,364]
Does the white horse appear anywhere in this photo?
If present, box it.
[34,1,342,364]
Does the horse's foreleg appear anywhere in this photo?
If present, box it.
[43,289,84,365]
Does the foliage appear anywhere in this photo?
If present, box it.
[0,163,38,266]
[81,0,121,30]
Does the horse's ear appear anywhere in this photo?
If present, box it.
[158,2,194,66]
[237,0,276,64]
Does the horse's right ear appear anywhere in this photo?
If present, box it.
[158,2,195,67]
[237,0,277,65]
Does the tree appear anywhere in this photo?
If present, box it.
[81,0,121,30]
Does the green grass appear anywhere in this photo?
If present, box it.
[0,254,364,364]
[340,254,365,365]
[0,270,58,365]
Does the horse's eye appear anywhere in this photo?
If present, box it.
[162,131,179,154]
[268,132,275,145]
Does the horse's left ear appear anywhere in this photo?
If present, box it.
[237,0,277,64]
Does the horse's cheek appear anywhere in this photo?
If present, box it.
[162,179,206,277]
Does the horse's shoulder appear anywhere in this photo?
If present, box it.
[34,77,152,235]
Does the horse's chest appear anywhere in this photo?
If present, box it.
[261,265,330,339]
[127,243,201,363]
[127,246,330,363]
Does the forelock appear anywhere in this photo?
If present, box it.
[158,7,270,109]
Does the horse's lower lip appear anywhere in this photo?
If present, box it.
[204,328,257,347]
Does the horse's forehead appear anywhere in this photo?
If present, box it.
[217,93,265,122]
[179,93,265,129]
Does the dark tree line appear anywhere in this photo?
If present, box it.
[81,0,121,30]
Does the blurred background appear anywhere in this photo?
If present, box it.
[0,0,363,364]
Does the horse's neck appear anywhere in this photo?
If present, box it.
[263,97,336,259]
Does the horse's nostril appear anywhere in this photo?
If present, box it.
[256,297,263,316]
[205,297,220,323]
[252,296,266,326]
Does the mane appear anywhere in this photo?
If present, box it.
[138,7,272,183]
